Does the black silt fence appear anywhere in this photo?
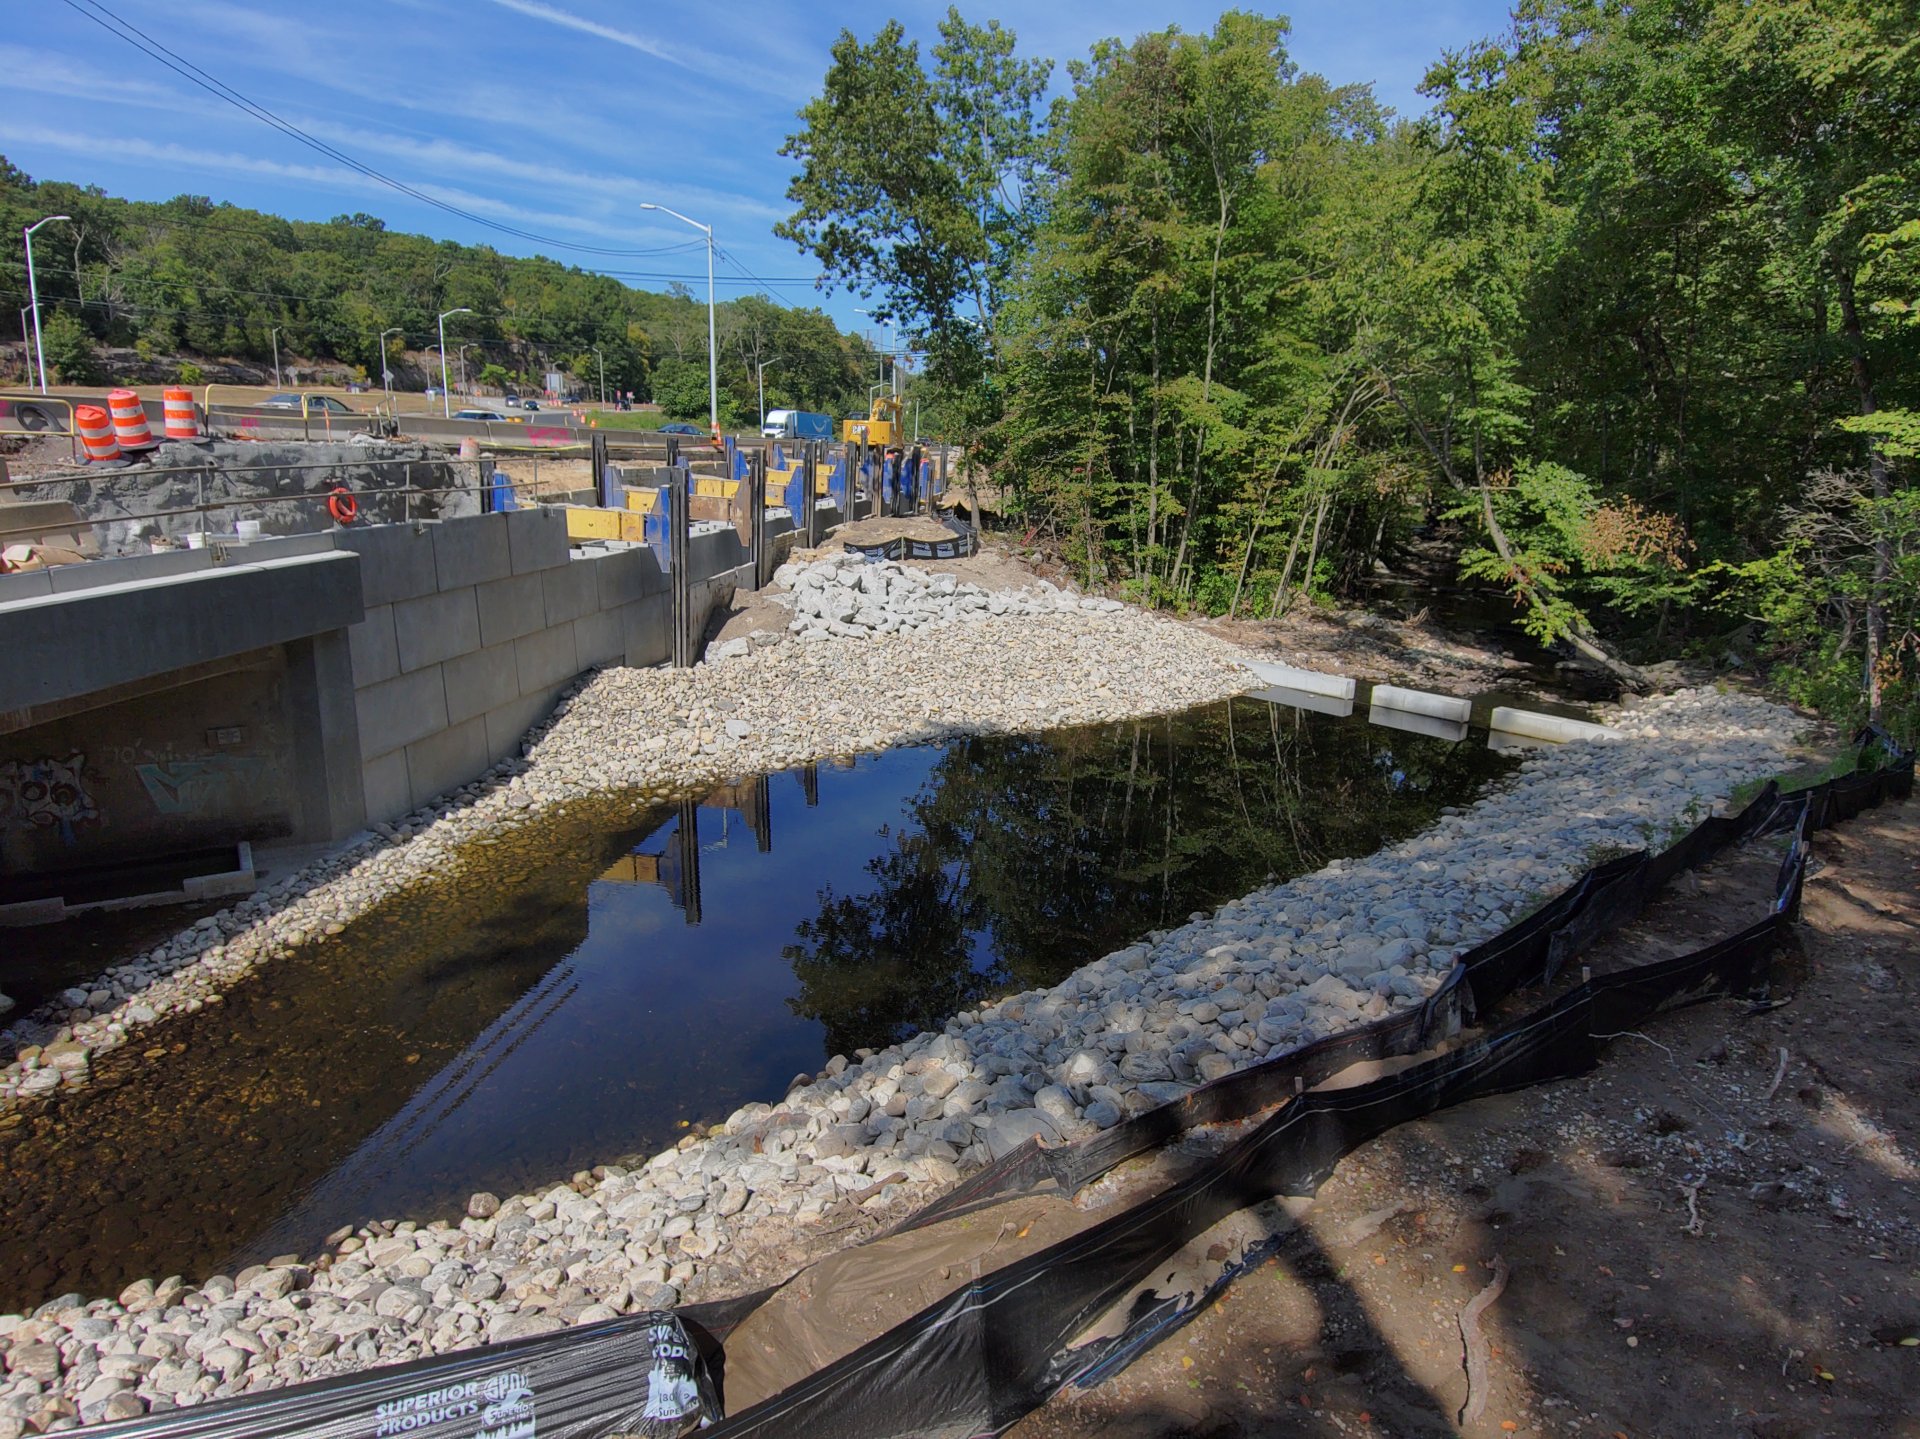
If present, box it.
[87,732,1913,1439]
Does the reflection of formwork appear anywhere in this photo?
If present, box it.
[596,770,812,922]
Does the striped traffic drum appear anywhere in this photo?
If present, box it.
[162,387,202,440]
[75,405,121,463]
[107,388,157,451]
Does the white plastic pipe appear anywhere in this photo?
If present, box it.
[1242,660,1355,700]
[1370,684,1472,723]
[1488,706,1620,744]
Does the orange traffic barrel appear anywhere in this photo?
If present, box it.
[162,388,201,440]
[75,405,121,463]
[108,388,157,451]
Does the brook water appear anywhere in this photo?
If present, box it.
[0,694,1517,1311]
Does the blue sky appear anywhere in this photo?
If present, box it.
[6,1,1515,336]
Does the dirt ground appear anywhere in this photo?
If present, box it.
[1199,605,1549,697]
[1010,796,1920,1439]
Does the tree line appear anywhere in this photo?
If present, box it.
[0,158,883,424]
[781,2,1918,736]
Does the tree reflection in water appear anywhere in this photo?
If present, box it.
[786,695,1512,1056]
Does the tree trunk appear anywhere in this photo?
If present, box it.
[1387,381,1654,691]
[1836,267,1891,724]
[1270,492,1314,619]
[1228,479,1276,619]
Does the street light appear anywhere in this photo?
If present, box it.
[378,327,402,414]
[756,357,779,432]
[23,215,70,394]
[437,308,472,418]
[639,202,716,433]
[270,326,283,388]
[592,347,607,406]
[855,307,891,389]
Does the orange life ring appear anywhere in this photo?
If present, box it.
[326,486,359,525]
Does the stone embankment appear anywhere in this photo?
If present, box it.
[763,553,1124,644]
[1,598,1252,1103]
[0,672,1799,1430]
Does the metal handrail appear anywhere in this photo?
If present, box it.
[0,477,487,545]
[0,392,82,459]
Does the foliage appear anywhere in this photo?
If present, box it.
[778,1,1916,729]
[778,7,1053,456]
[175,361,204,386]
[0,160,878,419]
[38,308,100,384]
[648,356,711,420]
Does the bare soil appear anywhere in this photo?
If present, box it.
[1011,797,1920,1439]
[1198,606,1546,697]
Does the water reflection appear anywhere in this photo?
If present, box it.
[0,694,1512,1308]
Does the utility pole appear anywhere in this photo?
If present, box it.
[437,307,472,418]
[640,202,717,434]
[593,347,607,405]
[270,326,283,388]
[378,327,402,415]
[756,357,779,432]
[24,214,70,394]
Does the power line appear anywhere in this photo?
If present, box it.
[57,0,732,261]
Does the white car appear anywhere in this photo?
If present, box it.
[452,408,505,421]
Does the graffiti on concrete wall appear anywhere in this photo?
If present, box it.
[135,756,270,816]
[0,754,100,844]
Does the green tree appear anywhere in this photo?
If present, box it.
[779,8,1053,456]
[650,356,710,419]
[39,308,102,384]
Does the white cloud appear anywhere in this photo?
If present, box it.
[486,0,814,99]
[0,123,690,250]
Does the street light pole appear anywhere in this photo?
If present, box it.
[592,347,607,406]
[24,215,70,395]
[437,307,472,418]
[756,358,779,432]
[855,308,890,391]
[640,202,717,434]
[270,326,283,388]
[378,327,402,415]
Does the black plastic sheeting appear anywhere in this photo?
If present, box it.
[841,519,979,562]
[88,1311,717,1439]
[697,731,1910,1439]
[85,733,1911,1439]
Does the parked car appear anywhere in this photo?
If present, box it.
[262,393,354,414]
[658,421,702,435]
[452,408,505,421]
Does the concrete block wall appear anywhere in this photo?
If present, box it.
[341,509,766,824]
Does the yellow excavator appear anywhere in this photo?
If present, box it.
[841,391,902,447]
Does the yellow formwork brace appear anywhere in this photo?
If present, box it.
[564,506,621,541]
[625,488,659,514]
[694,477,739,500]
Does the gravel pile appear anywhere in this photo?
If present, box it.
[768,553,1123,642]
[0,683,1804,1430]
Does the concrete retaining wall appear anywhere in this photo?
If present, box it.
[1,504,802,883]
